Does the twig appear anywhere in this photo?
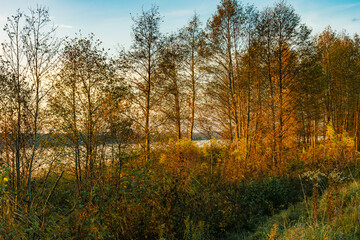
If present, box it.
[41,170,64,230]
[299,174,310,216]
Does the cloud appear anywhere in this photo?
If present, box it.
[0,16,7,22]
[164,9,194,18]
[352,18,359,22]
[57,24,73,29]
[329,2,360,12]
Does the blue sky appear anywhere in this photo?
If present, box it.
[0,0,359,54]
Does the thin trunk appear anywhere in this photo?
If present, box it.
[326,54,332,124]
[15,22,21,210]
[267,38,276,167]
[87,89,94,184]
[228,104,233,142]
[228,36,239,145]
[41,171,64,230]
[174,76,181,141]
[72,80,81,196]
[356,94,360,152]
[117,143,123,188]
[27,41,40,212]
[145,56,151,162]
[27,80,39,211]
[190,45,196,140]
[278,39,283,166]
[246,32,252,159]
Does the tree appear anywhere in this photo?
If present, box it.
[22,6,60,211]
[158,34,185,141]
[317,29,360,148]
[317,27,337,128]
[49,33,117,188]
[1,9,27,209]
[49,36,83,195]
[125,6,162,161]
[295,38,323,146]
[104,58,133,187]
[241,4,259,157]
[179,13,204,140]
[257,1,311,166]
[205,0,244,144]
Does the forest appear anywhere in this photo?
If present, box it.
[0,0,359,239]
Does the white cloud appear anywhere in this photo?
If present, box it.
[164,9,194,18]
[57,24,73,29]
[0,16,7,22]
[330,2,360,12]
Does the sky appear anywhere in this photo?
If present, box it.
[0,0,359,54]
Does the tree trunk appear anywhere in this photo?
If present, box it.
[189,48,196,140]
[145,47,151,162]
